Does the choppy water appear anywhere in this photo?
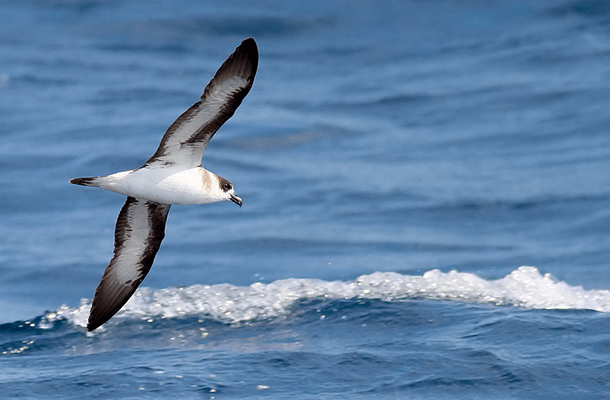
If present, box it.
[2,0,610,398]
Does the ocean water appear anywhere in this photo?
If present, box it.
[2,0,610,398]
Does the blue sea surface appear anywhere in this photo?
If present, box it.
[2,0,610,398]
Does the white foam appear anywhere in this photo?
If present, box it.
[45,266,610,329]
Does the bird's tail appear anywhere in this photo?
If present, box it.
[69,177,101,187]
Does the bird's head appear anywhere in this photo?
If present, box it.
[216,176,242,206]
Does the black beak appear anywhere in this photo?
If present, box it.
[230,193,242,207]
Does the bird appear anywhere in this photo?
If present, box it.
[70,38,258,331]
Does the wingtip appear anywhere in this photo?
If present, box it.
[241,37,257,51]
[87,308,107,331]
[87,303,111,332]
[236,37,259,74]
[198,37,259,103]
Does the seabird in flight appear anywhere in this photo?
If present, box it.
[70,38,258,331]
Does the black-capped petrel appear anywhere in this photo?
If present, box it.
[70,38,258,331]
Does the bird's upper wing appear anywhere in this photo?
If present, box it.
[144,38,258,168]
[87,197,171,331]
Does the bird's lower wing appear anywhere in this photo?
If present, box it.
[87,197,171,331]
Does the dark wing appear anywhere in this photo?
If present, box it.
[144,38,258,168]
[87,197,171,331]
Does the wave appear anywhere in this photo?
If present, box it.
[40,266,610,330]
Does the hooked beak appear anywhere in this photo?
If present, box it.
[230,193,242,207]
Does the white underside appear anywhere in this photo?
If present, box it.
[95,167,224,205]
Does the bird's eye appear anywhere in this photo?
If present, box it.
[222,182,232,191]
